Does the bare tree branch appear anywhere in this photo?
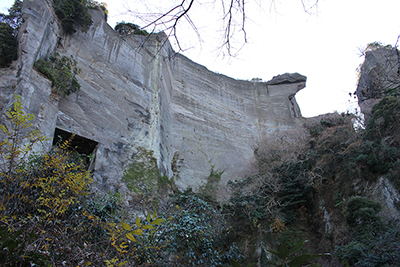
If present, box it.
[124,0,319,56]
[301,0,319,14]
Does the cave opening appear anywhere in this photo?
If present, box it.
[52,128,98,170]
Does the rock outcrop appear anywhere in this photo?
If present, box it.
[0,0,307,196]
[266,73,307,85]
[356,47,400,116]
[356,47,400,222]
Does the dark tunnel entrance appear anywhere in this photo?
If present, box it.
[52,128,98,170]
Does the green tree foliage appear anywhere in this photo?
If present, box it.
[353,97,400,174]
[304,108,400,266]
[0,0,21,68]
[365,96,400,142]
[198,164,224,201]
[335,197,400,266]
[114,21,149,36]
[3,43,400,266]
[267,240,322,267]
[0,96,90,265]
[227,175,278,232]
[0,0,22,34]
[345,197,382,232]
[122,147,171,198]
[122,150,242,266]
[0,22,17,68]
[227,260,257,267]
[104,210,165,266]
[154,189,242,266]
[226,107,400,264]
[0,96,47,179]
[227,138,315,231]
[0,97,167,265]
[34,53,81,97]
[276,159,315,225]
[53,0,93,34]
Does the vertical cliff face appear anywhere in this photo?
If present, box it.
[169,63,306,190]
[46,7,176,193]
[1,0,307,194]
[356,47,400,116]
[1,0,62,145]
[355,47,400,221]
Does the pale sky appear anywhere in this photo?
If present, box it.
[2,0,400,117]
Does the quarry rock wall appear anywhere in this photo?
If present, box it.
[1,0,307,194]
[356,47,400,116]
[355,47,400,221]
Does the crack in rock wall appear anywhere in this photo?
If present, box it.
[1,0,308,196]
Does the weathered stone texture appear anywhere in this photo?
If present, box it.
[169,56,306,189]
[356,48,400,116]
[1,0,307,194]
[355,47,400,220]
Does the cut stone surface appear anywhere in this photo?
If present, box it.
[0,0,308,197]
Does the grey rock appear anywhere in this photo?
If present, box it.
[0,0,308,198]
[356,48,400,116]
[368,177,400,222]
[266,73,307,85]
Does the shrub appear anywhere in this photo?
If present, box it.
[115,21,149,36]
[53,0,93,34]
[345,197,382,232]
[365,96,400,143]
[198,164,224,201]
[227,174,279,232]
[0,96,168,265]
[335,197,400,266]
[276,158,315,225]
[155,189,240,266]
[352,97,400,174]
[227,141,314,235]
[34,53,81,97]
[0,96,91,265]
[335,224,400,267]
[267,240,322,267]
[122,147,171,198]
